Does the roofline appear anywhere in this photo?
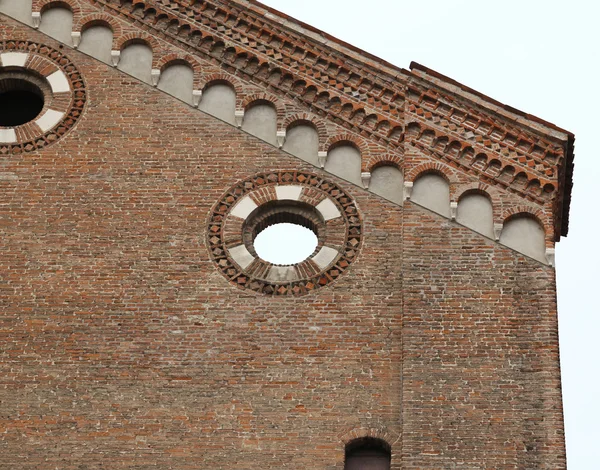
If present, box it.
[409,62,574,138]
[239,0,411,80]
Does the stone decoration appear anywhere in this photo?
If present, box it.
[0,40,86,154]
[208,170,362,296]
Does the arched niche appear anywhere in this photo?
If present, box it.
[157,63,194,105]
[345,437,391,470]
[282,122,319,166]
[499,215,546,262]
[242,100,278,145]
[324,143,362,185]
[369,165,404,204]
[456,192,494,238]
[40,6,73,44]
[0,0,33,24]
[79,25,114,64]
[118,42,153,83]
[199,82,236,125]
[411,172,450,217]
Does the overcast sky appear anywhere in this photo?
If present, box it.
[257,1,598,467]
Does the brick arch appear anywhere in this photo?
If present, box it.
[406,162,458,185]
[325,133,368,156]
[365,154,403,173]
[283,113,328,146]
[241,93,284,122]
[501,206,552,243]
[35,0,80,16]
[339,426,400,449]
[454,184,501,222]
[156,53,203,87]
[115,32,160,55]
[199,73,243,102]
[75,14,123,47]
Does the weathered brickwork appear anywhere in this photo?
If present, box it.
[0,2,570,468]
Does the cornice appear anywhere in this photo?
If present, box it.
[21,0,575,239]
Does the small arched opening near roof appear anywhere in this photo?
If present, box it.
[499,212,547,263]
[39,2,73,44]
[158,59,194,104]
[283,119,319,165]
[325,140,362,186]
[456,189,494,238]
[118,38,153,83]
[242,99,278,145]
[79,20,114,63]
[411,170,450,217]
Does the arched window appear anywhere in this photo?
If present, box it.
[344,437,391,470]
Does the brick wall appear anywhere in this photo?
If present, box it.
[0,15,565,469]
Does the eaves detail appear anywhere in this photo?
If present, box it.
[0,0,573,258]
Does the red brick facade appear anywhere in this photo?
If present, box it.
[0,1,572,468]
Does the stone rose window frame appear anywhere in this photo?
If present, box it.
[0,41,86,154]
[208,170,363,296]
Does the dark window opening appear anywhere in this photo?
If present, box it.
[0,79,44,127]
[345,437,391,470]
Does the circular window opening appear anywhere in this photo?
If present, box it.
[254,222,318,265]
[243,200,324,266]
[0,78,45,127]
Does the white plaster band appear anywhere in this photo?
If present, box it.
[0,128,17,143]
[0,52,28,67]
[312,246,339,269]
[229,244,255,269]
[267,265,299,282]
[275,185,302,201]
[230,195,258,220]
[46,69,70,93]
[315,197,342,221]
[35,109,64,132]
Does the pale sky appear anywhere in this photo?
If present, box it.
[257,1,598,467]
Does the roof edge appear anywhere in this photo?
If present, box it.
[409,62,573,140]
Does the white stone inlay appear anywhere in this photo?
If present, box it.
[450,201,458,221]
[0,128,17,143]
[111,50,121,67]
[192,90,203,108]
[318,151,327,168]
[235,109,244,128]
[46,69,70,93]
[403,181,414,200]
[275,185,302,201]
[361,171,371,189]
[545,248,555,267]
[276,129,286,148]
[229,244,255,269]
[230,195,258,220]
[151,69,161,87]
[35,109,64,132]
[71,31,81,49]
[32,12,41,29]
[0,52,28,67]
[311,246,338,269]
[315,198,341,221]
[267,265,299,282]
